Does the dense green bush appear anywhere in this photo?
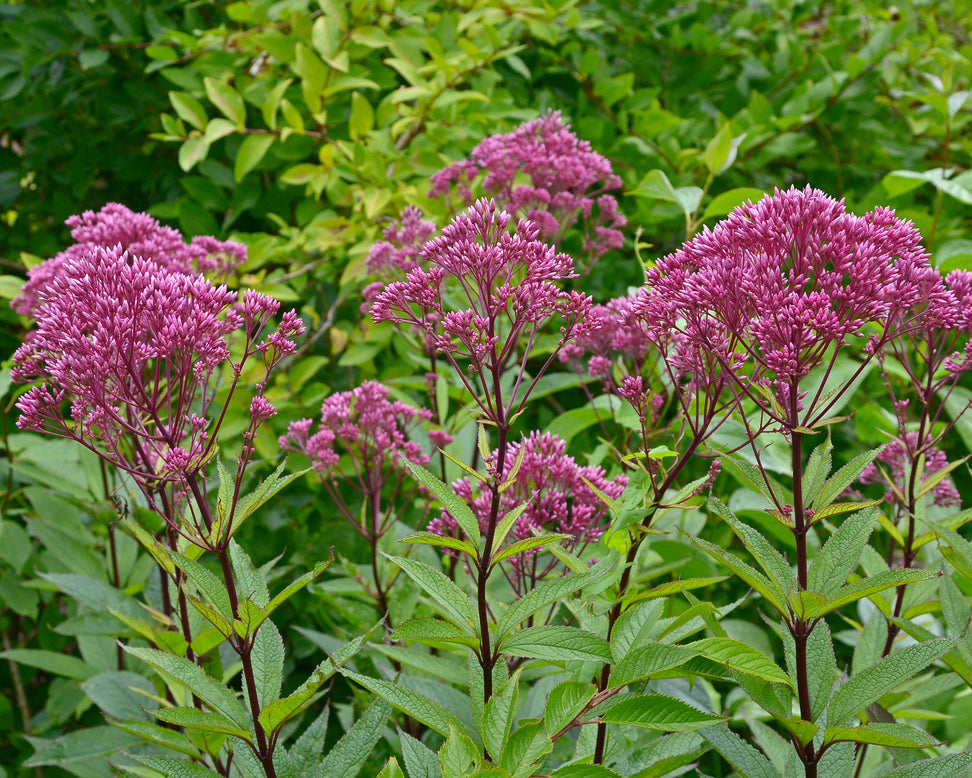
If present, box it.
[2,1,972,777]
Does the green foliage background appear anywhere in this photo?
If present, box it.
[2,0,972,776]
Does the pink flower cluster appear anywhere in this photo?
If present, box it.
[370,199,592,421]
[429,431,626,584]
[859,433,961,509]
[280,381,449,478]
[13,203,247,317]
[11,209,304,488]
[430,111,625,267]
[631,186,949,419]
[560,292,655,383]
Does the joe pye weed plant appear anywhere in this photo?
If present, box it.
[6,113,972,778]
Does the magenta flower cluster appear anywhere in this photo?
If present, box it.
[429,111,625,266]
[858,433,961,509]
[630,186,949,420]
[428,431,627,579]
[13,203,246,317]
[12,209,303,492]
[371,198,593,421]
[280,380,448,478]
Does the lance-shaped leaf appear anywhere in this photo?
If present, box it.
[812,446,882,512]
[496,563,613,638]
[721,455,792,508]
[394,618,480,647]
[123,646,248,728]
[0,649,96,680]
[403,457,481,546]
[823,723,939,748]
[691,535,787,616]
[482,671,520,760]
[384,554,478,631]
[399,729,441,778]
[602,694,725,732]
[802,432,833,506]
[609,642,700,686]
[698,724,778,778]
[829,636,957,725]
[170,550,232,618]
[127,754,224,777]
[288,706,329,777]
[153,707,252,740]
[108,718,199,757]
[318,698,391,778]
[689,637,792,687]
[341,668,470,738]
[491,534,568,569]
[500,626,610,663]
[621,577,728,610]
[543,681,595,738]
[401,531,479,559]
[807,506,877,595]
[212,463,309,543]
[881,751,972,778]
[709,499,795,593]
[258,622,378,734]
[817,568,940,617]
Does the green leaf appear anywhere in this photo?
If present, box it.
[288,706,329,777]
[384,554,478,630]
[807,506,878,596]
[439,725,481,777]
[812,446,883,511]
[497,564,613,638]
[170,550,232,618]
[349,92,375,139]
[318,698,391,778]
[393,617,479,647]
[829,636,956,725]
[341,668,469,738]
[230,539,269,607]
[482,671,520,760]
[153,707,252,740]
[0,649,95,680]
[602,694,725,732]
[609,642,700,686]
[169,91,208,130]
[204,77,246,126]
[400,728,443,778]
[178,134,210,172]
[631,169,679,202]
[491,535,567,568]
[23,726,140,767]
[500,626,610,663]
[698,725,778,778]
[262,78,293,130]
[126,754,224,777]
[258,623,377,734]
[108,719,199,758]
[823,723,939,748]
[704,123,733,174]
[708,499,795,594]
[818,568,939,616]
[610,600,665,661]
[701,188,765,220]
[403,458,481,547]
[881,752,972,778]
[401,531,478,559]
[543,681,594,737]
[123,646,249,729]
[690,638,792,687]
[252,620,284,710]
[691,535,787,616]
[81,671,158,721]
[216,462,308,542]
[204,117,238,144]
[234,134,275,181]
[802,431,833,507]
[805,619,837,722]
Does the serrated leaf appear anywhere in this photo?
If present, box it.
[170,550,232,618]
[400,728,442,778]
[230,540,269,607]
[153,707,252,740]
[384,554,477,631]
[500,626,610,663]
[808,507,878,595]
[252,620,284,710]
[609,642,700,686]
[812,446,883,511]
[288,706,329,777]
[393,617,479,646]
[602,694,725,731]
[497,564,613,637]
[491,534,567,568]
[819,568,939,616]
[403,458,481,546]
[204,77,246,126]
[108,718,199,757]
[0,649,96,680]
[401,531,479,558]
[829,636,956,725]
[318,698,391,778]
[698,725,778,778]
[823,723,939,748]
[709,498,795,592]
[690,638,792,687]
[126,754,223,777]
[483,670,520,760]
[881,751,972,778]
[691,535,787,616]
[341,668,469,738]
[544,681,594,737]
[123,646,248,728]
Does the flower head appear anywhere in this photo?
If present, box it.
[635,186,946,422]
[13,203,246,316]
